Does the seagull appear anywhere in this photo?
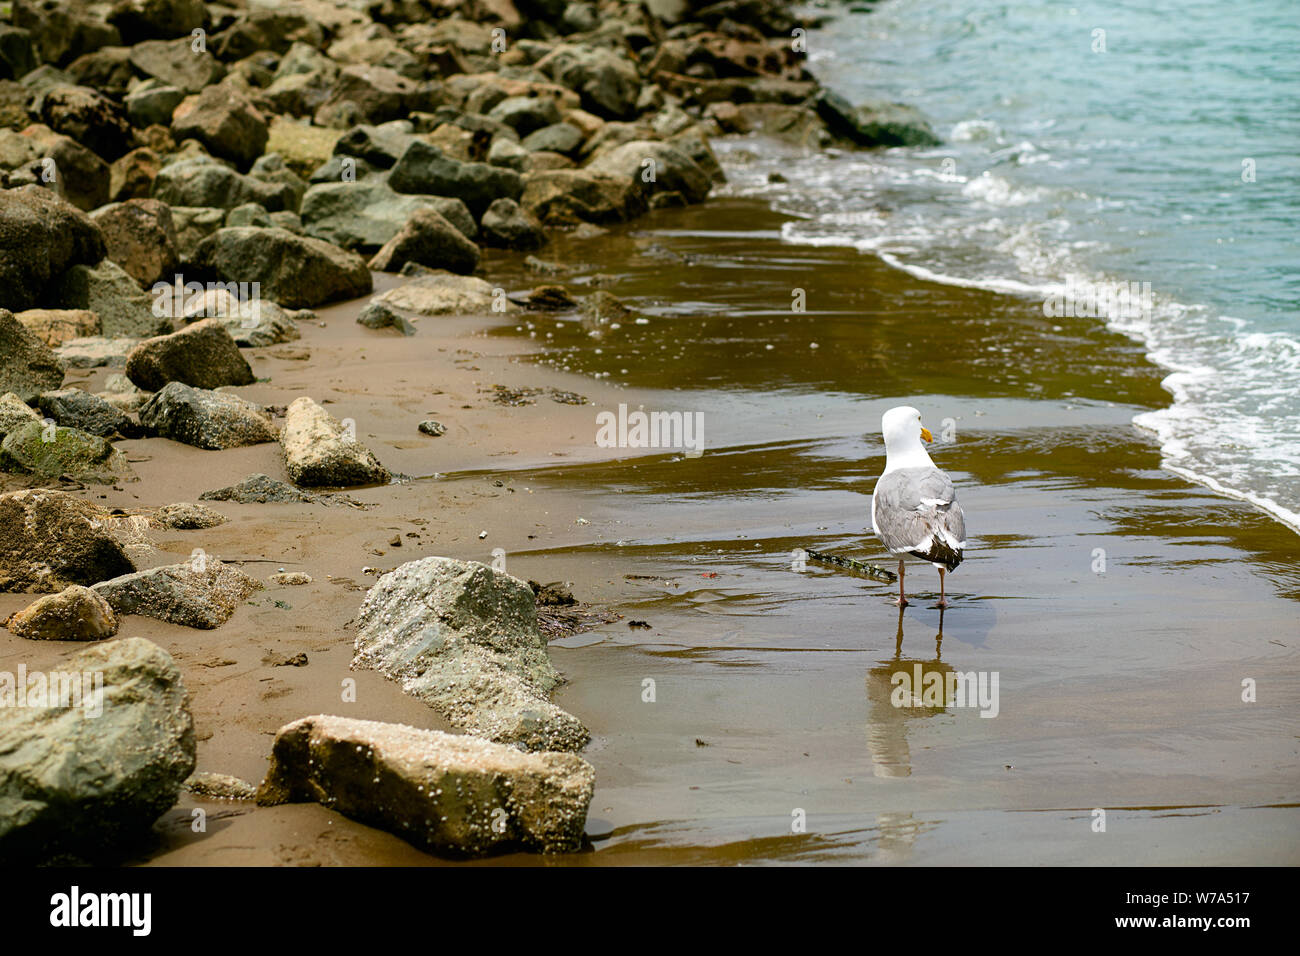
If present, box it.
[871,406,967,608]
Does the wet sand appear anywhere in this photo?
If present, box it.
[3,196,1296,866]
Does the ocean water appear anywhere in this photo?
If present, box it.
[719,0,1300,533]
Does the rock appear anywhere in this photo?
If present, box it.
[389,140,524,217]
[519,168,646,225]
[814,91,942,148]
[37,83,134,161]
[530,580,577,606]
[0,186,105,311]
[108,146,162,201]
[89,199,180,288]
[268,571,311,586]
[480,197,545,250]
[266,115,340,179]
[0,488,135,592]
[315,64,433,127]
[12,309,100,348]
[125,319,254,392]
[11,0,121,69]
[489,95,563,137]
[139,381,277,450]
[95,373,150,413]
[0,391,41,439]
[150,157,298,212]
[224,202,273,229]
[281,396,390,487]
[170,85,268,168]
[199,472,331,505]
[249,152,308,210]
[54,336,138,370]
[487,136,529,172]
[92,559,263,629]
[356,300,416,336]
[526,285,576,310]
[109,0,207,45]
[521,122,583,156]
[180,288,304,348]
[188,227,373,309]
[35,387,137,439]
[0,309,65,402]
[370,272,506,316]
[183,771,258,801]
[332,121,416,169]
[299,179,475,252]
[152,501,226,530]
[168,205,225,256]
[257,715,594,855]
[4,584,118,641]
[15,124,111,211]
[45,259,171,339]
[0,25,38,81]
[418,420,446,437]
[0,637,194,864]
[124,81,187,128]
[536,44,641,119]
[586,139,711,204]
[0,420,136,484]
[353,556,590,752]
[367,208,480,275]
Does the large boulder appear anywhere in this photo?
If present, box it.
[0,420,136,484]
[353,556,590,752]
[0,488,136,592]
[44,259,171,339]
[0,637,195,863]
[389,140,523,217]
[519,168,646,225]
[0,186,105,311]
[280,396,390,487]
[36,387,137,439]
[125,319,255,391]
[586,139,712,204]
[92,559,262,629]
[189,227,373,309]
[170,84,269,168]
[0,309,64,402]
[814,91,942,148]
[257,715,595,855]
[4,584,119,641]
[299,179,475,252]
[368,208,480,275]
[139,381,277,449]
[151,157,298,212]
[89,199,180,288]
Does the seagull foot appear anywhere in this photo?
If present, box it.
[891,597,909,607]
[935,599,952,609]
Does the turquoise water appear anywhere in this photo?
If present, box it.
[722,0,1300,531]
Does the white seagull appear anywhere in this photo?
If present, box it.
[871,406,967,608]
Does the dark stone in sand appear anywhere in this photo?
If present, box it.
[36,387,139,439]
[125,319,255,392]
[530,580,577,606]
[92,559,263,629]
[357,300,416,336]
[418,419,446,436]
[200,472,344,505]
[188,227,373,309]
[138,381,277,450]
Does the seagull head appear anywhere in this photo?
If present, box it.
[881,406,934,465]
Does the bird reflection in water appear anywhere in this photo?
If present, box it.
[864,605,953,779]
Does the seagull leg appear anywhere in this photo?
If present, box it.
[892,558,908,606]
[936,567,951,609]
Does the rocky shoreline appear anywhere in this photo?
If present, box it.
[0,0,940,862]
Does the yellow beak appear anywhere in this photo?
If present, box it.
[920,426,933,443]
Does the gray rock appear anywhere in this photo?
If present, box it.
[370,272,508,316]
[4,584,118,641]
[480,198,545,250]
[188,227,373,309]
[519,168,646,225]
[814,91,942,148]
[521,122,583,156]
[124,81,186,127]
[0,488,135,592]
[487,136,529,172]
[95,373,151,413]
[7,124,110,211]
[54,336,138,370]
[171,84,269,168]
[489,95,563,137]
[125,319,255,392]
[151,157,298,212]
[128,37,224,94]
[152,501,227,530]
[37,83,134,161]
[0,309,64,403]
[199,472,330,505]
[36,387,138,439]
[418,420,446,436]
[45,259,172,339]
[0,637,195,864]
[368,207,481,275]
[357,300,416,336]
[0,391,41,439]
[0,420,136,485]
[256,715,595,855]
[139,382,277,450]
[0,186,105,312]
[332,121,417,168]
[586,139,711,204]
[169,205,226,256]
[389,140,524,217]
[299,178,474,252]
[89,199,180,289]
[179,288,304,348]
[281,396,390,487]
[535,44,641,119]
[224,202,273,229]
[353,556,590,752]
[92,559,263,629]
[184,771,257,801]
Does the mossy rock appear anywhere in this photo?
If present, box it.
[0,420,136,484]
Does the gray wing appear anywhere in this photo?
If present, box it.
[872,467,966,570]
